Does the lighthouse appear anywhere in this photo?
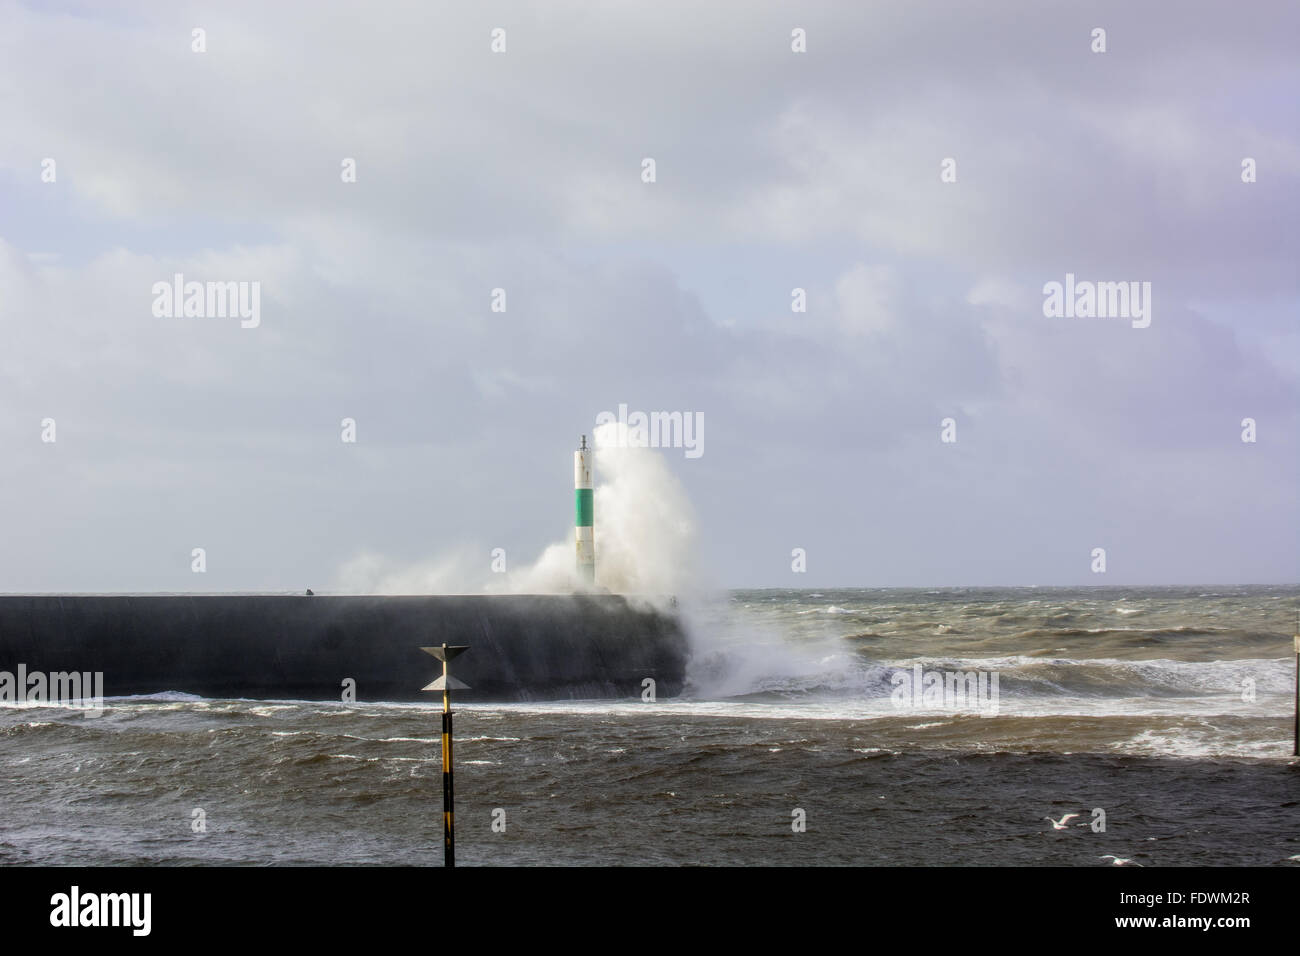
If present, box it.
[575,435,595,584]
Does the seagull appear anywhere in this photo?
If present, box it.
[1045,813,1080,830]
[1101,855,1143,867]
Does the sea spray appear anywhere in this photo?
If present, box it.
[331,421,702,606]
[679,591,874,700]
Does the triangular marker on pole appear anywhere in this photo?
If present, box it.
[423,675,470,691]
[422,645,469,662]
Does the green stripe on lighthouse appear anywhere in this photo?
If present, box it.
[575,488,593,526]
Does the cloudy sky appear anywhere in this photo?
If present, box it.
[1,0,1296,590]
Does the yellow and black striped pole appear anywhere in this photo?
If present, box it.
[422,643,469,867]
[441,682,454,864]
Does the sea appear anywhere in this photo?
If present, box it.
[2,585,1297,866]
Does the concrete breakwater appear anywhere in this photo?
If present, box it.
[0,594,688,702]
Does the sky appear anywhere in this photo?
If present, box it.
[0,0,1296,590]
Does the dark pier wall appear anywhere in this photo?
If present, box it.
[0,595,687,702]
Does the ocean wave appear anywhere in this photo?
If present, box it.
[1010,625,1242,640]
[698,655,1293,704]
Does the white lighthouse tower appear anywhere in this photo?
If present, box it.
[574,436,595,585]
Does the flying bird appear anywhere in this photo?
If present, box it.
[1045,813,1081,830]
[1100,855,1143,867]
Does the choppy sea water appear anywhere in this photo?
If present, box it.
[2,586,1298,866]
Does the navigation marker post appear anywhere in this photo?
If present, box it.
[422,643,470,866]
